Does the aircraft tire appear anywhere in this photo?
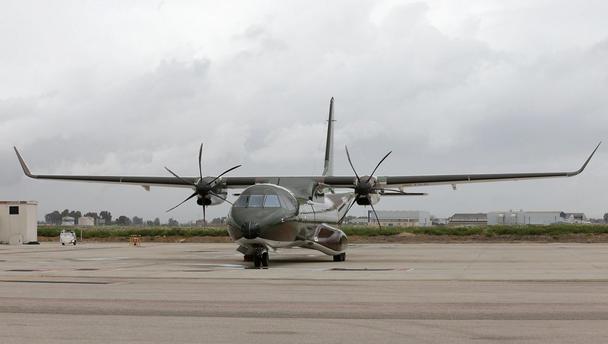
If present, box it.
[61,243,65,246]
[261,252,269,267]
[254,254,262,268]
[243,254,254,262]
[333,253,346,262]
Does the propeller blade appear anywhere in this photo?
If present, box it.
[368,198,382,228]
[166,191,198,212]
[210,191,233,205]
[344,146,360,182]
[202,205,206,227]
[338,197,358,224]
[198,143,204,180]
[164,166,194,186]
[207,164,242,185]
[366,151,392,183]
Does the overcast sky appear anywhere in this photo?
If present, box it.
[1,0,607,222]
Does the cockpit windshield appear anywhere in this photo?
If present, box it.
[234,194,282,208]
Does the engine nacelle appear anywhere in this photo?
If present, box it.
[197,193,227,206]
[355,193,380,206]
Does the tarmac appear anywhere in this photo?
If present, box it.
[1,242,608,343]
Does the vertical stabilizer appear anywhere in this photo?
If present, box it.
[322,97,335,176]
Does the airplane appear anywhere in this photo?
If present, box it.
[14,98,601,268]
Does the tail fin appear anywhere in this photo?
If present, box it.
[322,97,335,176]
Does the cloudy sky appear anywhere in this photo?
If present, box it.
[1,0,607,222]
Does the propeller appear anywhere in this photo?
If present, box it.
[338,146,425,227]
[165,143,240,225]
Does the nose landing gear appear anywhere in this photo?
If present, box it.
[251,248,269,268]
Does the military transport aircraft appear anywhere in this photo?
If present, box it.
[14,98,600,268]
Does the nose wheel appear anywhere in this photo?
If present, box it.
[252,249,269,268]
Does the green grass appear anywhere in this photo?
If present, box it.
[37,226,228,238]
[37,224,608,239]
[341,224,608,237]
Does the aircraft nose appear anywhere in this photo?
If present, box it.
[241,221,260,239]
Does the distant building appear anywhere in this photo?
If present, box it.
[368,210,431,227]
[61,216,75,226]
[345,217,368,226]
[0,201,38,244]
[78,216,95,226]
[487,210,588,225]
[432,218,449,226]
[448,213,487,226]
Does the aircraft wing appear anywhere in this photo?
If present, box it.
[14,142,600,192]
[322,142,601,189]
[13,147,259,190]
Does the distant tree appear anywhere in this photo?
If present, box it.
[68,210,82,224]
[100,211,112,225]
[145,220,154,226]
[61,209,70,217]
[168,218,179,226]
[84,212,99,220]
[153,217,161,226]
[115,215,132,226]
[604,213,608,223]
[132,216,143,225]
[45,211,62,225]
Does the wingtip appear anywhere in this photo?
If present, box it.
[13,146,33,177]
[573,141,601,175]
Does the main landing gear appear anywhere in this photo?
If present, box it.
[333,252,346,262]
[245,248,269,268]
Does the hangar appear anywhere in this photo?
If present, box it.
[0,201,38,244]
[369,210,431,227]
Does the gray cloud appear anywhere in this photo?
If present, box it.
[1,0,608,222]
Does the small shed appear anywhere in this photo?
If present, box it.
[0,201,38,244]
[78,216,95,226]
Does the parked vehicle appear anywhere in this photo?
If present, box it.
[60,229,77,246]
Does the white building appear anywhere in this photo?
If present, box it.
[61,216,75,226]
[0,201,38,244]
[487,210,588,225]
[368,210,431,227]
[78,216,95,226]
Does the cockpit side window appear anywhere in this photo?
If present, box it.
[279,194,297,211]
[263,195,281,208]
[234,195,248,208]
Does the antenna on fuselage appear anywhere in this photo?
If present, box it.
[322,97,335,176]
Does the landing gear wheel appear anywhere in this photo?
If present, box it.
[333,253,346,262]
[253,254,262,268]
[61,243,65,246]
[243,254,254,262]
[73,241,77,246]
[261,252,269,267]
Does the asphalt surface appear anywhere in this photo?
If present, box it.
[1,242,608,343]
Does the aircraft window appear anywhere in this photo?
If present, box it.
[247,195,265,208]
[279,194,297,211]
[263,195,281,208]
[234,196,248,208]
